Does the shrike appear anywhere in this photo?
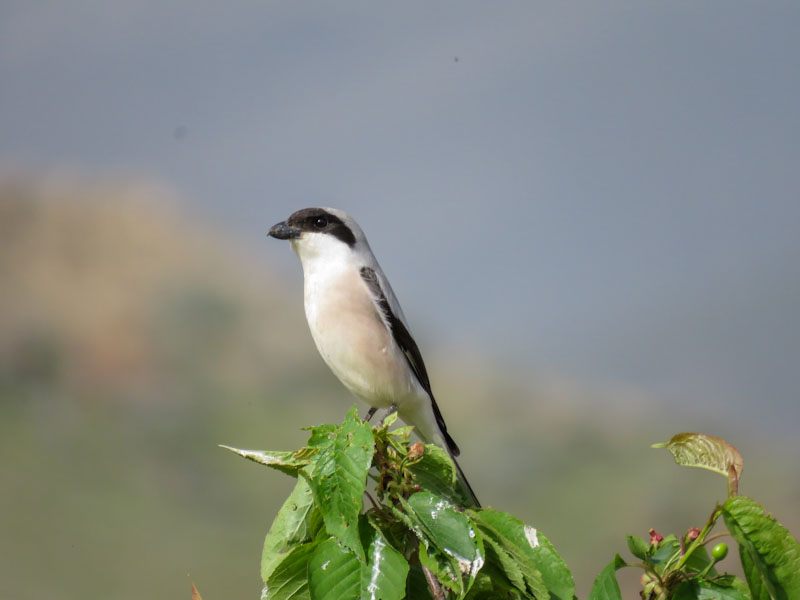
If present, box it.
[269,207,479,507]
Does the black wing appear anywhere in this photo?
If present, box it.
[360,266,460,456]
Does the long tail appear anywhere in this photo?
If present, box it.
[423,399,481,507]
[448,448,481,508]
[390,402,481,507]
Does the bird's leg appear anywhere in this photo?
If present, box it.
[378,404,398,427]
[363,407,378,423]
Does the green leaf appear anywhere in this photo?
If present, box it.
[683,544,716,577]
[525,525,575,600]
[471,516,545,599]
[471,509,574,600]
[713,574,750,589]
[652,433,743,496]
[419,540,464,595]
[404,563,436,600]
[220,445,315,476]
[525,528,574,600]
[303,405,375,559]
[587,554,625,600]
[308,538,360,600]
[262,477,316,582]
[264,541,320,600]
[308,506,327,541]
[306,523,409,600]
[649,534,680,575]
[380,410,399,428]
[626,534,649,561]
[397,492,486,598]
[739,546,770,600]
[478,534,528,596]
[304,424,339,447]
[407,444,465,505]
[469,514,545,598]
[463,573,513,600]
[672,578,750,599]
[388,425,414,441]
[722,496,800,600]
[647,532,718,578]
[404,493,484,587]
[360,518,409,600]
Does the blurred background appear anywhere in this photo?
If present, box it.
[1,2,799,598]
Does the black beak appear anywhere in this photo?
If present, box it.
[268,221,301,240]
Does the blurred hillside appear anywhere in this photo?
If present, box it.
[0,174,311,400]
[1,174,797,599]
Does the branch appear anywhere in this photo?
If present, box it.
[421,564,447,600]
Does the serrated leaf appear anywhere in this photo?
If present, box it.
[626,534,649,561]
[469,514,545,599]
[304,424,339,447]
[520,527,573,600]
[477,534,529,597]
[672,578,750,600]
[389,503,426,545]
[652,433,743,496]
[463,573,512,600]
[220,445,315,476]
[722,496,800,600]
[471,509,574,600]
[264,541,320,600]
[262,477,316,582]
[303,405,374,559]
[587,554,625,600]
[308,538,360,600]
[471,515,546,599]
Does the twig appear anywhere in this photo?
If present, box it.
[421,564,447,600]
[364,490,380,510]
[702,531,731,546]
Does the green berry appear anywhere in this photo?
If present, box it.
[711,542,728,561]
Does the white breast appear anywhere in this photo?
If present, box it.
[302,264,418,408]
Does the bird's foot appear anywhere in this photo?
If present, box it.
[378,404,398,427]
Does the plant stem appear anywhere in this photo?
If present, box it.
[422,565,447,600]
[364,491,379,510]
[701,531,731,546]
[674,507,722,571]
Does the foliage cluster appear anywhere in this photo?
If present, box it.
[592,433,800,600]
[223,411,800,600]
[225,406,573,600]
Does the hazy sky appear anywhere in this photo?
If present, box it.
[2,2,798,430]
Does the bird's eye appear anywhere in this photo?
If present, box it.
[313,217,328,229]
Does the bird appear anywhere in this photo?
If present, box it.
[268,207,480,507]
